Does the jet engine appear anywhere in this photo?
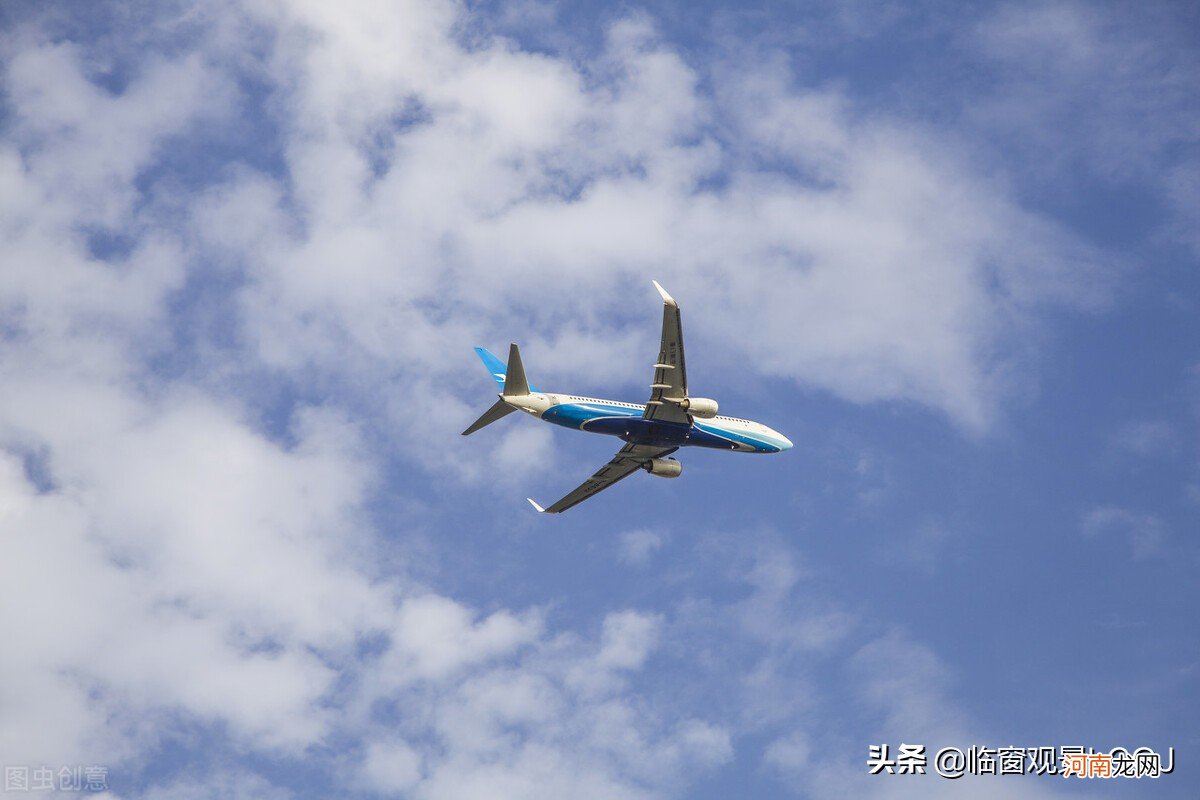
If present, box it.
[644,457,683,478]
[678,397,718,418]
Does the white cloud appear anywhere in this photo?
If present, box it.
[134,0,1107,437]
[0,1,1167,796]
[360,739,423,794]
[647,532,1085,799]
[385,594,543,684]
[139,770,295,800]
[0,397,728,793]
[597,610,662,671]
[973,2,1200,254]
[617,529,667,567]
[491,424,556,481]
[0,15,738,791]
[769,628,1087,799]
[764,731,810,773]
[352,606,729,800]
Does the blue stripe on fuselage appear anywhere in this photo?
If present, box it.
[540,400,783,453]
[541,402,641,430]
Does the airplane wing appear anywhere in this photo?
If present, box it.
[528,443,678,514]
[643,280,690,424]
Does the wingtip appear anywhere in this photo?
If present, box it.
[651,279,677,307]
[527,498,546,513]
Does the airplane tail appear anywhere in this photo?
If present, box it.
[473,346,509,392]
[462,344,533,436]
[472,345,535,395]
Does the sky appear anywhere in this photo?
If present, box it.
[0,0,1196,798]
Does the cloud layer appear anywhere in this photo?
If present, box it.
[2,0,1195,797]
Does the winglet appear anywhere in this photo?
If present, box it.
[651,280,676,307]
[527,498,546,513]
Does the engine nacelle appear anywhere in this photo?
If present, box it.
[644,457,682,478]
[680,397,719,419]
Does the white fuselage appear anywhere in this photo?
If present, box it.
[504,392,793,454]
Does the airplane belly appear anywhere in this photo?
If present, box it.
[613,419,692,448]
[559,413,692,447]
[579,416,634,436]
[688,424,765,452]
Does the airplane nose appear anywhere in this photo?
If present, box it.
[765,428,792,451]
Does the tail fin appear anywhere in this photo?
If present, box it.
[474,347,509,391]
[473,344,536,394]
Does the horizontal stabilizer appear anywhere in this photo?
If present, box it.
[462,398,516,436]
[503,343,529,397]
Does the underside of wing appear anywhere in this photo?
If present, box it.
[530,443,678,514]
[644,281,690,424]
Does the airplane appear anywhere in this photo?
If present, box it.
[462,281,792,513]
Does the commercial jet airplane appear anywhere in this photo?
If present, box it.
[463,281,792,513]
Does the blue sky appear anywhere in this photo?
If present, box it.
[0,1,1196,798]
